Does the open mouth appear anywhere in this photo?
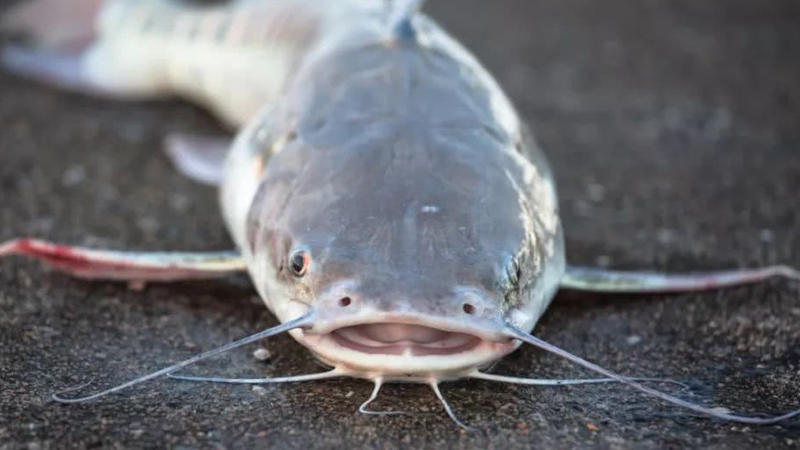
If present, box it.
[293,319,518,377]
[331,323,483,356]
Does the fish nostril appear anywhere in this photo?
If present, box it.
[339,297,352,307]
[462,303,476,315]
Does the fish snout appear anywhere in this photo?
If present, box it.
[312,281,497,319]
[306,282,506,341]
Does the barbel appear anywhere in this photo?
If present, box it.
[1,0,799,430]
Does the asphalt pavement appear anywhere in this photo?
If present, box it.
[2,0,799,448]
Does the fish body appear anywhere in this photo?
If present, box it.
[2,0,565,381]
[65,0,564,380]
[5,0,799,426]
[214,1,565,379]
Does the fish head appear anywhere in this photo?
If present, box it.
[243,119,565,381]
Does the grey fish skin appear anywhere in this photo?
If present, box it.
[5,0,800,426]
[79,0,570,379]
[223,7,565,378]
[4,0,566,379]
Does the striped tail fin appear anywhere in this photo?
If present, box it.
[1,0,104,52]
[0,0,145,97]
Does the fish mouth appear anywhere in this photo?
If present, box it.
[292,318,518,380]
[330,323,483,356]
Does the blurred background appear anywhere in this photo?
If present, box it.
[1,0,799,448]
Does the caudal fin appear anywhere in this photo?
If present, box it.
[0,0,126,96]
[1,0,104,52]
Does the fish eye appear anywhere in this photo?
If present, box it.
[289,250,310,277]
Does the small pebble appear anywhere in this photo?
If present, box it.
[573,199,592,217]
[253,348,272,361]
[170,193,190,211]
[62,165,86,187]
[595,255,612,268]
[626,335,642,346]
[136,217,160,234]
[128,280,147,291]
[252,386,268,396]
[657,228,675,245]
[586,182,606,202]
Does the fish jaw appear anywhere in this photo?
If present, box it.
[278,303,520,381]
[296,328,519,382]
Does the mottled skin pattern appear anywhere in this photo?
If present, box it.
[0,0,800,436]
[3,0,566,379]
[234,15,565,360]
[91,0,328,125]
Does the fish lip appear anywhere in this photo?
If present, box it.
[290,313,517,379]
[304,312,510,341]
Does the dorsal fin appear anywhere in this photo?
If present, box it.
[389,0,427,43]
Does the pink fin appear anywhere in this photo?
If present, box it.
[164,133,231,186]
[0,238,245,282]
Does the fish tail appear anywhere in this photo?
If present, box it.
[0,0,177,99]
[1,0,106,52]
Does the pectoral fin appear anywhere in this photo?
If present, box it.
[164,133,232,186]
[0,238,245,282]
[561,264,799,293]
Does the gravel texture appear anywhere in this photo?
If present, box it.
[1,0,799,448]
